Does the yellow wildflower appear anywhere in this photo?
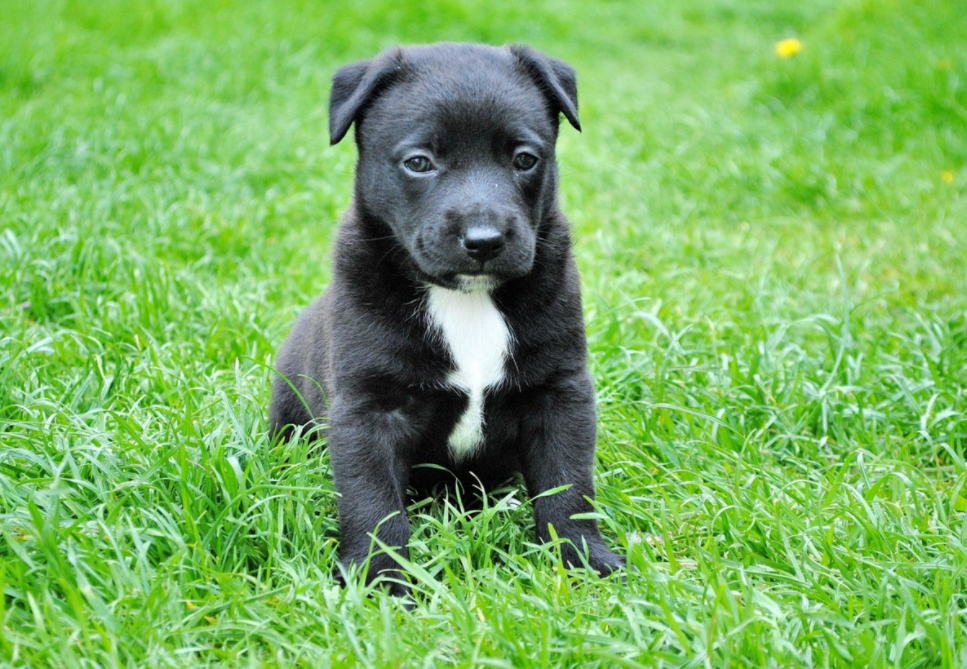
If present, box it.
[775,38,803,59]
[941,170,955,184]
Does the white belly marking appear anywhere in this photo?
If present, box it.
[425,282,510,460]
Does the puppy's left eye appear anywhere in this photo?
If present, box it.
[513,152,539,171]
[403,156,435,173]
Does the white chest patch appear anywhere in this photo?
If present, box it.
[425,283,510,460]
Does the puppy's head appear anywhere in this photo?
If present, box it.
[329,43,580,291]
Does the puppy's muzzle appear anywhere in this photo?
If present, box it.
[416,207,534,284]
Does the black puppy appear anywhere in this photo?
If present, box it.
[270,42,624,593]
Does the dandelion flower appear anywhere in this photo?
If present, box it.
[775,38,803,58]
[942,170,955,184]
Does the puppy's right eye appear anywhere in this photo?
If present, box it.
[403,156,435,174]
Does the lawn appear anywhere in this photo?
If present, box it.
[2,0,966,666]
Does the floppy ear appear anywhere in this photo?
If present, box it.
[509,44,581,132]
[329,49,404,145]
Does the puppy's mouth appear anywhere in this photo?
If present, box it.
[453,273,498,293]
[419,270,499,293]
[410,243,503,291]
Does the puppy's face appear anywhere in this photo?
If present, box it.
[329,43,581,291]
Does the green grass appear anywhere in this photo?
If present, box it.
[2,0,966,666]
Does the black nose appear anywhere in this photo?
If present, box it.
[461,226,505,263]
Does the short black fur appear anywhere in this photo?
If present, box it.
[270,42,624,595]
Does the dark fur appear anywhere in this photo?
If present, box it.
[270,43,623,594]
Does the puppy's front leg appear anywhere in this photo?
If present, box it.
[520,374,625,574]
[328,396,413,596]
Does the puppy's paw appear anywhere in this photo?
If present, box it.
[587,547,626,576]
[379,573,413,600]
[560,539,625,576]
[336,558,412,600]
